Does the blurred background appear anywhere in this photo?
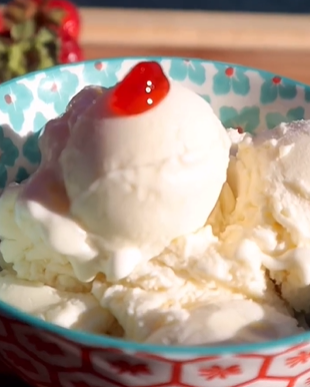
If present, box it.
[0,0,309,81]
[0,1,309,84]
[2,0,310,12]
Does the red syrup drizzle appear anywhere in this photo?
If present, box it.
[104,61,170,117]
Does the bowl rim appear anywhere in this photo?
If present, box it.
[4,55,310,92]
[1,56,310,355]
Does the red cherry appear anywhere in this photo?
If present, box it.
[59,33,83,64]
[107,61,170,116]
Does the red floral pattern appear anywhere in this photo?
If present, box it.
[50,83,58,93]
[225,67,234,77]
[272,76,282,85]
[94,62,104,71]
[109,360,151,375]
[286,351,310,368]
[200,365,241,380]
[0,312,310,387]
[4,95,12,104]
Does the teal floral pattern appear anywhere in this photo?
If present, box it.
[265,107,305,130]
[305,87,310,103]
[0,82,33,132]
[22,131,41,165]
[82,58,123,88]
[0,58,308,190]
[33,112,48,133]
[213,65,250,96]
[260,74,297,104]
[219,106,260,133]
[15,167,30,183]
[168,59,206,85]
[37,69,79,115]
[199,94,211,104]
[0,125,19,188]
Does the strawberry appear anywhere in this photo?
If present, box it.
[59,31,83,64]
[33,0,80,39]
[0,0,82,82]
[0,12,6,33]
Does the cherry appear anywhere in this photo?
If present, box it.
[107,61,170,116]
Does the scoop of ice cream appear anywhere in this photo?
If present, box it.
[14,61,230,283]
[144,298,303,345]
[222,120,310,312]
[60,62,230,281]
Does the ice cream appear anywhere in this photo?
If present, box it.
[0,182,90,292]
[0,269,115,334]
[14,61,231,283]
[92,254,301,343]
[89,208,301,343]
[144,298,302,345]
[222,120,310,312]
[0,61,306,344]
[0,183,118,334]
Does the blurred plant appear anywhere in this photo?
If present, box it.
[0,0,83,83]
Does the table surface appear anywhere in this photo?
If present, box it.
[83,44,310,85]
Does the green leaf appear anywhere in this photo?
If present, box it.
[48,8,65,25]
[0,40,9,54]
[3,3,27,24]
[34,43,57,70]
[11,20,36,41]
[0,67,13,83]
[36,27,57,44]
[40,56,55,69]
[41,50,57,68]
[7,42,29,76]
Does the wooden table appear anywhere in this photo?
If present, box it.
[83,44,310,84]
[1,7,310,386]
[80,8,310,84]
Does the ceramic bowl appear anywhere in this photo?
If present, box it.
[0,57,310,387]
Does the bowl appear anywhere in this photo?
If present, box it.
[0,57,310,387]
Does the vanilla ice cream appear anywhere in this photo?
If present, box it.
[144,298,302,345]
[92,251,301,343]
[0,61,233,337]
[90,218,302,343]
[0,269,115,333]
[14,61,231,283]
[222,120,310,312]
[0,61,307,344]
[0,183,89,292]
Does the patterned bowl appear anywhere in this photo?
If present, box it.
[0,57,310,387]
